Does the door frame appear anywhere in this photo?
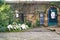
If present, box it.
[46,6,59,26]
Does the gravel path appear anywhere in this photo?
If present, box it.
[0,28,60,40]
[26,27,51,32]
[0,32,60,40]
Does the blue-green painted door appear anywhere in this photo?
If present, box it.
[48,7,58,26]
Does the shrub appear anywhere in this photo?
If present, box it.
[0,27,8,32]
[36,19,40,27]
[25,21,32,27]
[0,3,14,27]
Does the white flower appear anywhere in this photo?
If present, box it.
[26,25,29,28]
[7,24,29,31]
[13,27,17,29]
[12,24,22,30]
[21,24,29,30]
[7,24,13,31]
[13,25,17,29]
[21,24,26,30]
[18,24,21,28]
[15,25,19,29]
[18,24,21,30]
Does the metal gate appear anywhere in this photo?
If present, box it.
[40,12,44,25]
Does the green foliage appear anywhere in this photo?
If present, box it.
[25,21,32,27]
[15,18,21,24]
[0,0,4,5]
[0,27,8,32]
[36,19,40,27]
[50,2,55,6]
[0,4,14,27]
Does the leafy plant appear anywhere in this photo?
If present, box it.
[0,3,14,27]
[0,0,4,5]
[36,19,40,27]
[25,21,32,27]
[0,27,8,32]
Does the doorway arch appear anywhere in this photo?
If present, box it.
[46,6,59,26]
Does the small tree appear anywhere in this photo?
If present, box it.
[0,3,14,27]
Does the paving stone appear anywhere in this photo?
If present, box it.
[56,28,60,34]
[0,27,60,40]
[26,28,51,32]
[0,32,60,40]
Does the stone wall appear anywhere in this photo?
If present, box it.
[23,4,46,26]
[7,3,60,27]
[58,12,60,26]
